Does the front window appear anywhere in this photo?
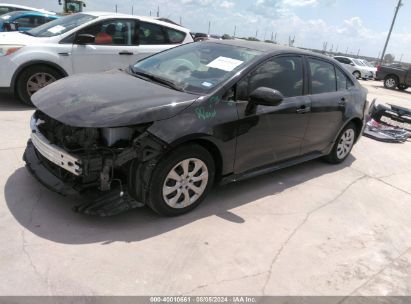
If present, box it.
[77,19,137,45]
[26,13,96,37]
[132,42,262,94]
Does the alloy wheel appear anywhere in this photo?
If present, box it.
[337,128,355,159]
[162,158,209,208]
[385,78,396,89]
[26,72,56,96]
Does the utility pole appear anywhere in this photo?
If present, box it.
[179,16,182,25]
[208,21,211,35]
[345,47,348,55]
[274,32,277,44]
[357,49,360,57]
[380,0,402,64]
[115,4,117,12]
[131,5,133,15]
[233,25,236,38]
[149,10,151,16]
[335,44,339,53]
[255,30,258,38]
[263,29,267,41]
[157,4,160,17]
[399,54,403,62]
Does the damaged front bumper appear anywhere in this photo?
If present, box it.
[23,115,166,216]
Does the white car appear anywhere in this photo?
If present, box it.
[0,3,55,15]
[333,56,373,80]
[358,59,377,78]
[0,12,193,104]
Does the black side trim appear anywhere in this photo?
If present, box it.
[220,152,323,185]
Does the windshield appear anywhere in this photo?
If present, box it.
[1,11,21,20]
[132,42,262,94]
[26,13,96,37]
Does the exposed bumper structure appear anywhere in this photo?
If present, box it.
[24,114,166,216]
[30,116,82,176]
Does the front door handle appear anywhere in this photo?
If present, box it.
[296,105,311,114]
[339,97,346,106]
[119,51,133,55]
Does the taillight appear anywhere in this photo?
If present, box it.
[4,23,11,31]
[377,65,381,72]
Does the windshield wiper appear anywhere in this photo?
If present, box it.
[130,68,185,92]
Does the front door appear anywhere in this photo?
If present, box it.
[234,55,311,174]
[71,18,139,73]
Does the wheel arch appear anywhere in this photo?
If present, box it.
[168,135,224,181]
[384,73,399,82]
[12,60,68,93]
[353,70,361,77]
[332,117,363,145]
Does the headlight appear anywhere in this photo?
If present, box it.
[0,45,24,56]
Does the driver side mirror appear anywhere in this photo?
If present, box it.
[349,62,355,66]
[74,34,95,45]
[249,87,284,107]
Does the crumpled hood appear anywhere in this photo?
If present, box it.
[32,70,199,128]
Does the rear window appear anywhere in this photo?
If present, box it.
[139,21,167,44]
[309,58,336,94]
[166,28,185,43]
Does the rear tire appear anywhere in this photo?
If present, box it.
[16,65,62,106]
[384,75,398,90]
[324,122,357,164]
[146,144,215,216]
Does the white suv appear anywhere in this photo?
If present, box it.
[0,12,193,104]
[333,56,373,80]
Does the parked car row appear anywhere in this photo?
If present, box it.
[0,12,193,104]
[333,56,374,80]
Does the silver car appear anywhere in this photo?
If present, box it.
[333,56,373,80]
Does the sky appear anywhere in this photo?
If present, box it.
[7,0,411,62]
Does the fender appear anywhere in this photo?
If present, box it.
[10,60,68,92]
[326,116,364,155]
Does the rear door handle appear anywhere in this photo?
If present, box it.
[296,105,311,114]
[119,51,133,55]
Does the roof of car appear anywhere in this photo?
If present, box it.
[0,3,56,14]
[85,12,190,32]
[204,39,328,58]
[4,10,58,18]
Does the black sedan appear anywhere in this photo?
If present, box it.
[24,40,368,216]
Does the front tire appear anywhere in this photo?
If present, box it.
[147,144,215,216]
[324,122,357,164]
[16,65,62,106]
[353,71,361,79]
[398,84,409,91]
[384,75,398,90]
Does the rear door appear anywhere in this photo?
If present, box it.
[234,55,311,173]
[302,57,354,154]
[71,18,139,73]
